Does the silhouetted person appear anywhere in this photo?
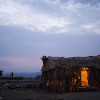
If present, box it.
[0,70,3,77]
[11,72,14,77]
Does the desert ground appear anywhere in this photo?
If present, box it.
[0,89,100,100]
[0,80,100,100]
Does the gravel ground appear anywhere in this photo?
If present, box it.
[0,89,100,100]
[0,80,100,100]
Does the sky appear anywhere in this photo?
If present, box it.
[0,0,100,73]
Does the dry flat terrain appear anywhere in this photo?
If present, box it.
[0,80,100,100]
[0,89,100,100]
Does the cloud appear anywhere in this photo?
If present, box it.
[82,23,100,34]
[0,0,100,35]
[0,0,68,32]
[59,1,100,34]
[42,0,60,4]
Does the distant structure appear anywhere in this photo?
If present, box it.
[0,70,3,77]
[41,55,100,92]
[10,72,14,77]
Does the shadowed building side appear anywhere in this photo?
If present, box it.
[41,55,100,92]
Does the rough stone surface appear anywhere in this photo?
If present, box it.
[42,55,100,71]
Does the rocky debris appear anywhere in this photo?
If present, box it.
[0,79,43,90]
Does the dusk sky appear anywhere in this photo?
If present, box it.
[0,0,100,73]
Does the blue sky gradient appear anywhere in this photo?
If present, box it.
[0,0,100,73]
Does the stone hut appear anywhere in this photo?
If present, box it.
[41,55,100,92]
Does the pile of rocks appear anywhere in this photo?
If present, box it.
[0,79,43,90]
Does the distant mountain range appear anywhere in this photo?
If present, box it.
[3,72,42,78]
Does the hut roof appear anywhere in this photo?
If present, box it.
[41,55,100,71]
